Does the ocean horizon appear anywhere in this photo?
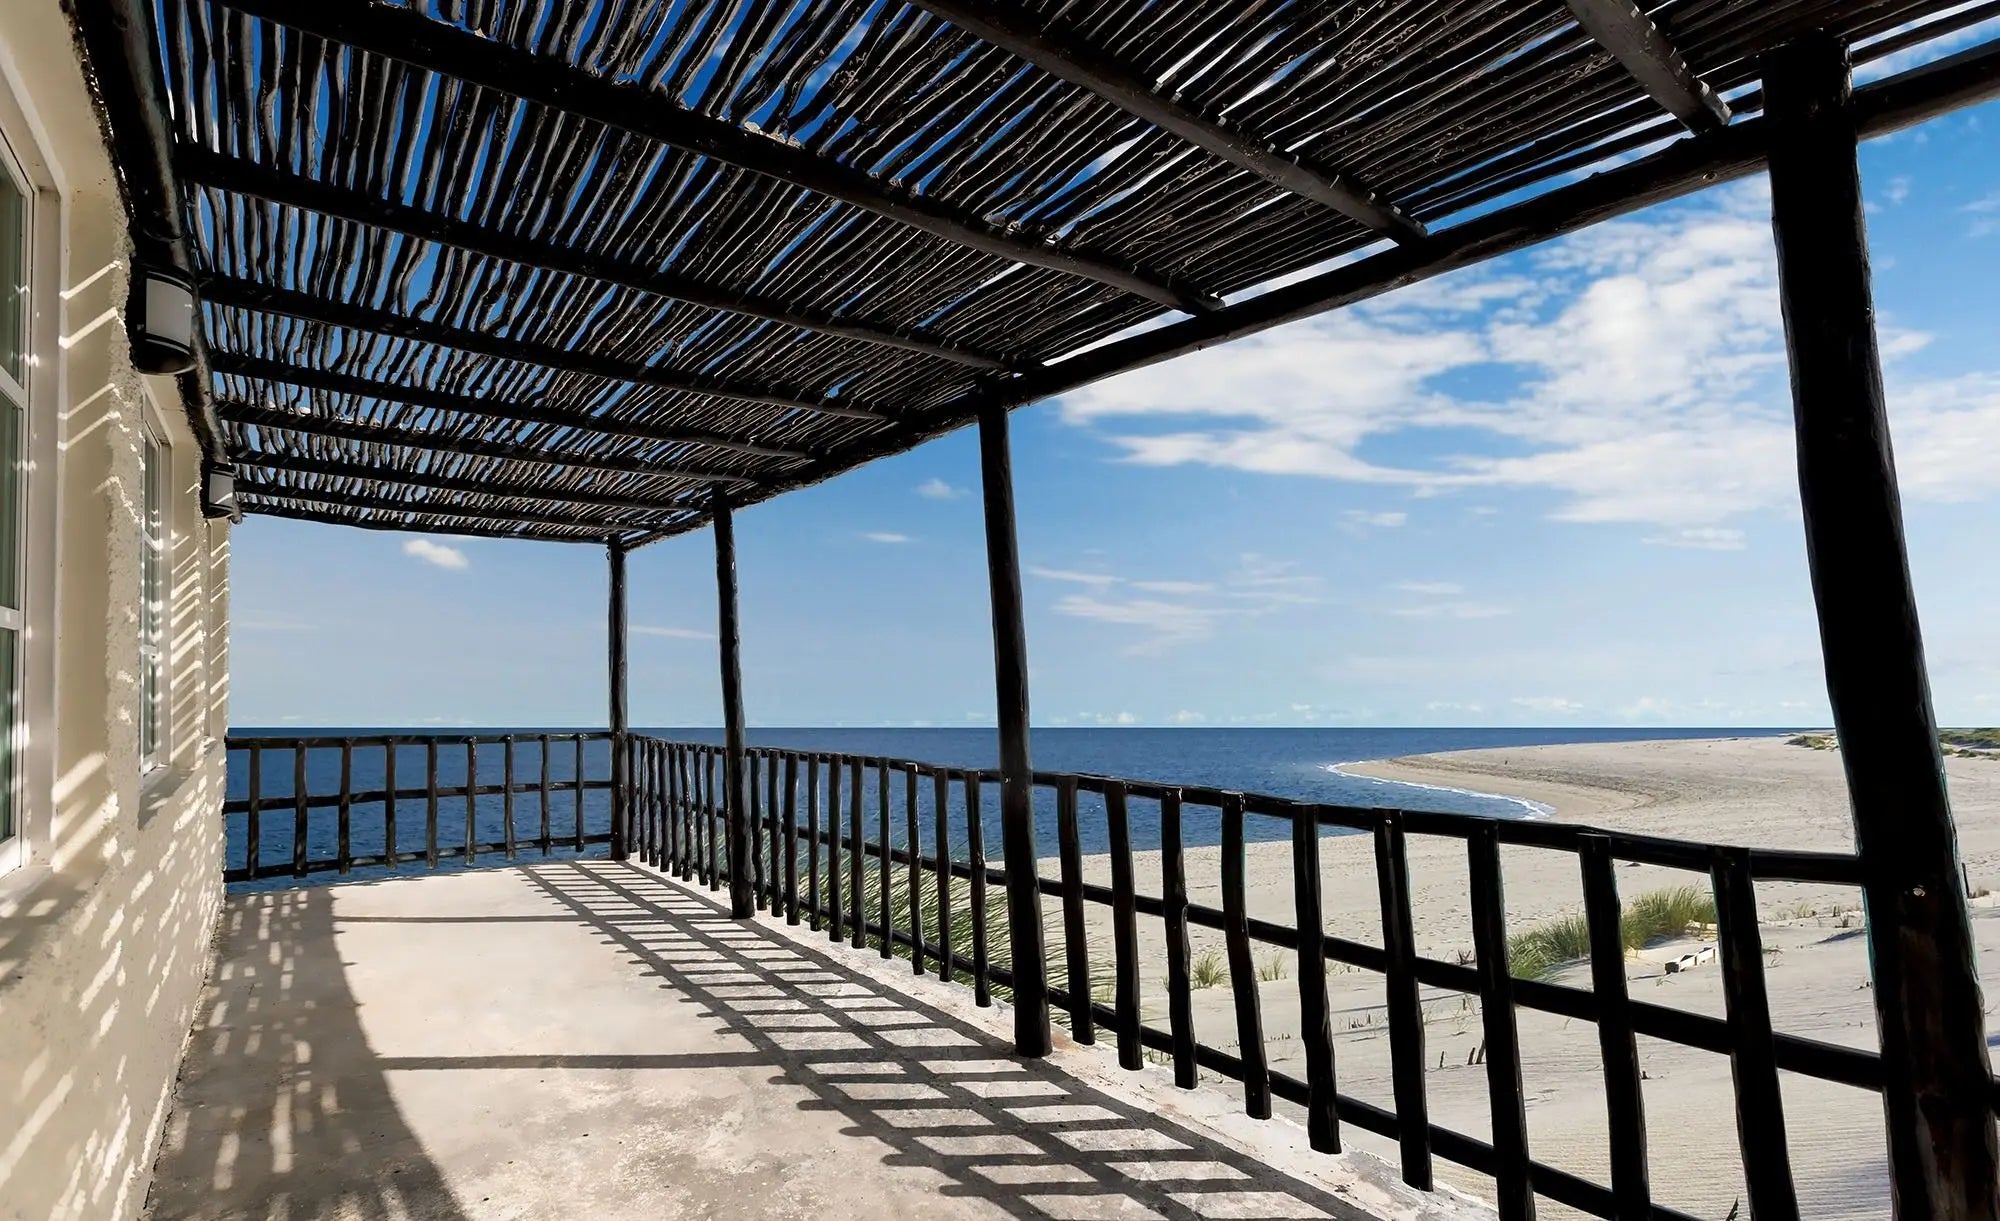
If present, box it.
[224,726,1800,887]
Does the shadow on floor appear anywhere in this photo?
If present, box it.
[146,888,471,1220]
[524,861,1372,1221]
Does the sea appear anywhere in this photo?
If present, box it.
[224,726,1794,889]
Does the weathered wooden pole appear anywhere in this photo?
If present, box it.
[1765,33,1997,1219]
[607,538,629,862]
[977,401,1052,1056]
[713,490,754,918]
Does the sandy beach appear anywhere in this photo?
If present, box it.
[1054,735,2000,1220]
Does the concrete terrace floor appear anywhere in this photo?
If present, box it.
[144,861,1489,1221]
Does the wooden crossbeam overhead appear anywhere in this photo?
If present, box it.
[236,477,656,533]
[235,450,712,513]
[1562,0,1732,132]
[201,276,894,423]
[210,352,805,461]
[903,0,1425,243]
[217,0,1223,316]
[180,149,1012,372]
[238,497,656,542]
[219,401,770,484]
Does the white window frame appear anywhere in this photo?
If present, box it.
[139,404,170,777]
[0,134,25,871]
[0,62,61,885]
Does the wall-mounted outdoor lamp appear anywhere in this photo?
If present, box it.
[201,460,239,522]
[128,264,197,375]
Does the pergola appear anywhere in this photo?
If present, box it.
[73,0,2000,1215]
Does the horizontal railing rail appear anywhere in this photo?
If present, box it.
[222,733,616,883]
[619,734,1967,1221]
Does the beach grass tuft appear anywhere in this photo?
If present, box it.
[1507,913,1593,982]
[1190,947,1228,989]
[1622,885,1717,947]
[1505,885,1718,981]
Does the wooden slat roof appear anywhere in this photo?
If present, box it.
[118,0,2000,543]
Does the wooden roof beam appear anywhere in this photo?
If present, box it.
[180,149,1012,372]
[202,276,895,423]
[218,0,1220,316]
[219,401,769,485]
[1561,0,1731,132]
[617,36,2000,549]
[236,477,660,533]
[237,497,661,543]
[904,0,1425,243]
[234,450,712,514]
[209,351,807,461]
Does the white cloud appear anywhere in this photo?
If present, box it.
[1970,192,2000,238]
[1029,566,1120,587]
[916,477,964,500]
[1041,553,1323,654]
[1512,696,1584,714]
[1390,602,1511,620]
[1053,594,1221,656]
[1340,510,1408,530]
[1051,186,2000,538]
[403,538,468,570]
[1426,701,1485,713]
[1394,581,1463,596]
[863,532,913,544]
[1645,527,1747,551]
[633,625,715,641]
[1172,709,1206,724]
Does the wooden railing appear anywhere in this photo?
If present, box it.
[224,730,1959,1219]
[221,733,615,882]
[622,734,1892,1221]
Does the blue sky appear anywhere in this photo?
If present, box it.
[229,84,2000,730]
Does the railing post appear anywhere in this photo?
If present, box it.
[607,538,629,862]
[713,492,754,918]
[976,401,1051,1057]
[1765,33,1997,1218]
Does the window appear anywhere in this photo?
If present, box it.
[0,138,26,847]
[140,425,166,772]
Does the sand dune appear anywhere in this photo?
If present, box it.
[1052,736,2000,1220]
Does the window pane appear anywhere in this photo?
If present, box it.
[0,401,16,613]
[0,168,22,385]
[141,437,162,764]
[0,628,13,843]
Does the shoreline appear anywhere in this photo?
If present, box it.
[1058,735,2000,1218]
[1325,759,1557,819]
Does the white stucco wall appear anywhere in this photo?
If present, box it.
[0,3,229,1219]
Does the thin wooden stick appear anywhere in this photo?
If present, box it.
[383,740,397,869]
[1220,793,1269,1118]
[1160,789,1198,1089]
[1105,781,1141,1070]
[1292,806,1339,1151]
[1056,774,1094,1043]
[336,739,353,876]
[1376,812,1432,1188]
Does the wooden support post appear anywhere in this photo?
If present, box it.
[713,494,753,917]
[977,401,1051,1057]
[1765,33,1998,1218]
[607,539,629,861]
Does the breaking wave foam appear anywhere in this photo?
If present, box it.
[1324,762,1556,820]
